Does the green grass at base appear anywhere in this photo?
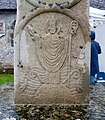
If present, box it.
[0,74,14,86]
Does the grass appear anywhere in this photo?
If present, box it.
[0,74,14,86]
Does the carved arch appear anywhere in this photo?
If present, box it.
[14,8,89,66]
[15,8,89,40]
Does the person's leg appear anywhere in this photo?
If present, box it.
[90,75,95,85]
[94,74,97,83]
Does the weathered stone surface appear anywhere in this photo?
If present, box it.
[16,105,88,120]
[26,0,81,8]
[14,0,90,104]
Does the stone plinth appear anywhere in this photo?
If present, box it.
[14,0,90,104]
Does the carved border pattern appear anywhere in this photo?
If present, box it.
[26,0,81,8]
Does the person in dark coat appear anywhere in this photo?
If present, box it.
[90,31,102,84]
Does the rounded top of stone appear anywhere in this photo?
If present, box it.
[15,8,89,43]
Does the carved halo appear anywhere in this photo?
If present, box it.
[26,0,81,8]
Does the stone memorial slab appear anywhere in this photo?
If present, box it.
[14,0,90,104]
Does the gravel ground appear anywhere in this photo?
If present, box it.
[0,83,20,120]
[0,82,105,120]
[88,83,105,120]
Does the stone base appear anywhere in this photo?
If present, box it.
[15,105,89,120]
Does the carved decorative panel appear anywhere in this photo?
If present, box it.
[26,0,81,8]
[14,8,89,104]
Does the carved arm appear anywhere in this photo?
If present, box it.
[27,24,42,41]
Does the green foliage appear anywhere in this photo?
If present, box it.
[0,74,14,86]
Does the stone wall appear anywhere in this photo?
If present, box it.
[90,0,105,10]
[0,10,16,73]
[0,0,16,9]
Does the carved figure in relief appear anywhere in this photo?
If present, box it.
[28,16,68,73]
[27,16,79,84]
